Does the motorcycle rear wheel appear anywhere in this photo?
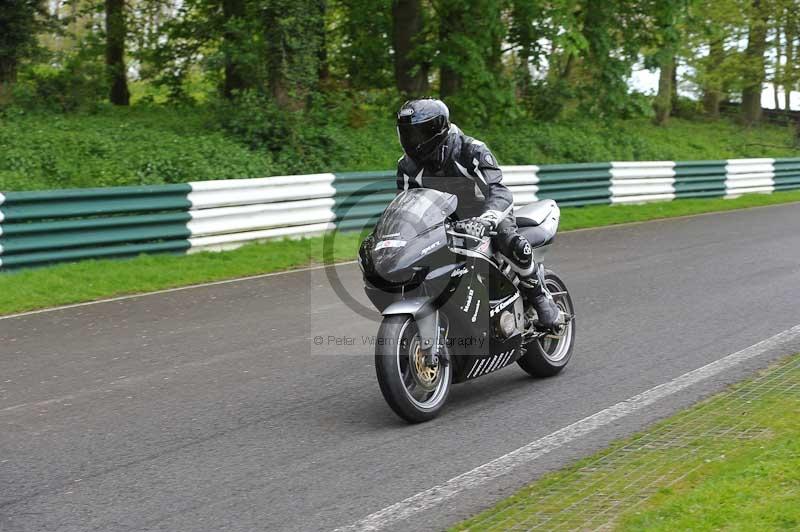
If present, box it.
[375,315,452,423]
[518,270,575,377]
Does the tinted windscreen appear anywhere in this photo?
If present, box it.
[375,189,457,240]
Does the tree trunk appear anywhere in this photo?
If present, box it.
[487,3,503,78]
[560,51,576,81]
[785,21,795,113]
[438,2,461,98]
[222,0,248,98]
[774,27,782,110]
[263,4,289,107]
[105,0,130,106]
[671,58,679,115]
[0,57,17,106]
[391,0,428,95]
[317,0,329,82]
[703,38,724,117]
[653,56,674,125]
[742,0,768,124]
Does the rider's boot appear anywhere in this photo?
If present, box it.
[504,232,561,330]
[519,263,562,330]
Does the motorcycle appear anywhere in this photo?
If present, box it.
[358,188,575,423]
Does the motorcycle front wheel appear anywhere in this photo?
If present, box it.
[374,315,452,423]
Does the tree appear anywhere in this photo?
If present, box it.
[433,0,511,122]
[683,0,745,117]
[0,0,45,104]
[335,0,393,89]
[508,0,554,101]
[778,1,798,113]
[261,0,322,107]
[651,0,686,125]
[317,0,329,82]
[222,0,249,98]
[741,0,769,123]
[653,56,676,123]
[561,0,651,117]
[391,0,428,95]
[105,0,130,105]
[437,0,463,98]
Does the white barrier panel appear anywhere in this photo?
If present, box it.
[508,185,539,206]
[725,159,775,197]
[610,161,676,204]
[187,199,336,237]
[186,174,338,251]
[501,166,540,186]
[501,166,540,205]
[188,222,336,253]
[188,174,336,209]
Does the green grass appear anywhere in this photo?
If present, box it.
[0,231,363,316]
[619,437,800,531]
[1,191,799,316]
[451,355,800,531]
[1,103,798,191]
[557,189,800,230]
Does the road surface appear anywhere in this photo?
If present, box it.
[2,203,800,531]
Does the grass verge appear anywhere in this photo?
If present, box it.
[2,190,800,317]
[451,354,800,531]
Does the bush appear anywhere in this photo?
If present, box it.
[0,105,276,190]
[1,97,798,192]
[12,59,107,113]
[214,89,401,175]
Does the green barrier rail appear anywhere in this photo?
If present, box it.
[1,184,192,222]
[673,161,728,199]
[774,160,800,191]
[537,163,613,207]
[0,185,193,269]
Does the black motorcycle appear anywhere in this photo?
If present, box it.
[358,188,575,423]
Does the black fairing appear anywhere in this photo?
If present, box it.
[361,188,526,384]
[362,189,457,287]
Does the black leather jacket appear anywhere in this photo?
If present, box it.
[396,125,514,220]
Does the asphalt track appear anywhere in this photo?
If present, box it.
[2,203,800,532]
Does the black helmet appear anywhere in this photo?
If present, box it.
[396,99,451,163]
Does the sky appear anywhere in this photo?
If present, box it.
[629,67,800,111]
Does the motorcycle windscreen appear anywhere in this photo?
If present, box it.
[371,189,457,283]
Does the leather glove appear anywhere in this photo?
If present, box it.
[477,210,504,232]
[453,217,490,239]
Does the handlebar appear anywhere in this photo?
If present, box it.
[446,230,485,242]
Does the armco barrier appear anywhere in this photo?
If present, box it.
[673,161,728,199]
[1,157,798,269]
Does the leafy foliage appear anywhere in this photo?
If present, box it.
[0,0,799,193]
[0,105,275,190]
[1,102,797,191]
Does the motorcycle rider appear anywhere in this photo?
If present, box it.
[395,98,561,329]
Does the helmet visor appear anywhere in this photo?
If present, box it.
[397,118,446,158]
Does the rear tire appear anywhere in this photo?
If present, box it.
[518,270,575,377]
[375,315,451,423]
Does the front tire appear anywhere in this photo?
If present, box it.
[518,270,576,377]
[375,315,451,423]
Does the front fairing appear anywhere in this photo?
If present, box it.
[369,189,457,283]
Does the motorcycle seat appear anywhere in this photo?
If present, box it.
[515,200,558,227]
